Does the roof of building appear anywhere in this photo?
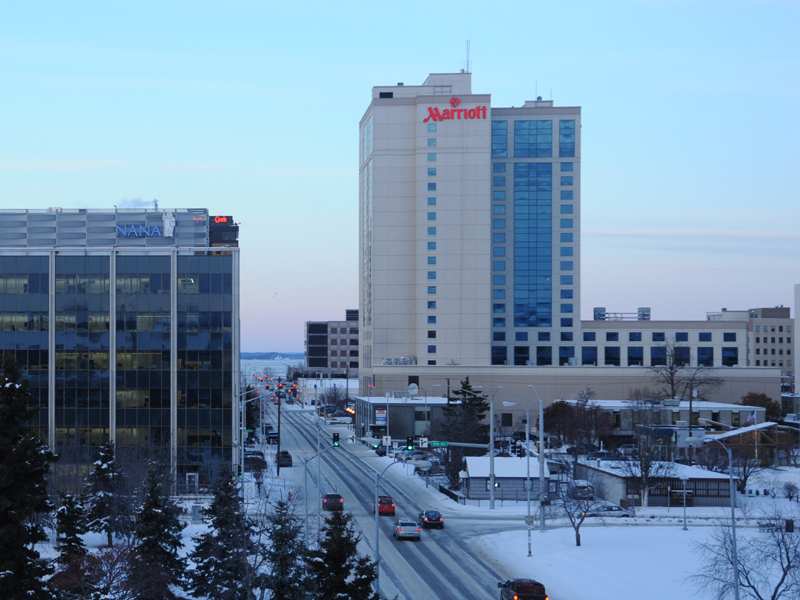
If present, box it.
[579,459,733,480]
[559,399,765,412]
[355,395,451,406]
[706,421,782,440]
[464,456,549,479]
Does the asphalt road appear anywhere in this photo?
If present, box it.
[267,402,522,600]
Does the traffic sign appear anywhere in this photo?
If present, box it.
[382,435,392,446]
[525,516,536,525]
[430,441,448,448]
[418,437,429,448]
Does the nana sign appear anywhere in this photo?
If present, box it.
[423,97,487,123]
[116,224,163,238]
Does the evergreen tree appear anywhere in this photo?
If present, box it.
[84,440,130,547]
[55,493,87,561]
[307,511,379,600]
[262,500,310,600]
[133,464,186,599]
[0,355,57,599]
[188,466,255,600]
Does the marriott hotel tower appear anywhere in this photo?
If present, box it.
[359,72,581,373]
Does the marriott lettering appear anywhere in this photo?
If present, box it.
[423,106,487,123]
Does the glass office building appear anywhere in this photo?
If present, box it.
[0,207,240,488]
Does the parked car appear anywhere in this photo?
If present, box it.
[398,450,428,463]
[392,519,421,541]
[244,457,267,472]
[582,503,634,518]
[618,443,638,457]
[566,443,599,456]
[569,479,595,500]
[418,510,444,529]
[323,493,344,511]
[374,444,387,457]
[276,451,292,467]
[373,495,395,516]
[267,432,279,444]
[498,578,548,600]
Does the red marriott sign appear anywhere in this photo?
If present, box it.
[423,97,487,122]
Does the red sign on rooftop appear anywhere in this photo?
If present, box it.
[424,98,486,123]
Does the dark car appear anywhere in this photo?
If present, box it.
[418,510,444,529]
[267,432,279,444]
[276,451,292,467]
[374,444,387,457]
[498,579,548,600]
[323,493,344,511]
[566,443,599,456]
[244,457,267,472]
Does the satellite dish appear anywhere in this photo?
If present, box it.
[407,383,419,396]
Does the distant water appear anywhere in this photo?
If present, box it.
[240,357,303,381]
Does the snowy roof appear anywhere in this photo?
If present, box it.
[559,399,765,412]
[355,396,450,406]
[706,421,781,440]
[580,459,733,480]
[465,456,549,479]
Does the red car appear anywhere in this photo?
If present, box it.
[373,495,395,516]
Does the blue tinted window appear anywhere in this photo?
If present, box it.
[428,316,436,324]
[560,233,573,242]
[427,257,436,265]
[698,347,714,366]
[628,346,644,366]
[559,120,576,157]
[676,332,689,342]
[428,197,436,205]
[561,162,573,172]
[428,153,436,161]
[699,332,712,342]
[493,304,506,313]
[559,346,575,365]
[605,346,621,366]
[493,219,506,229]
[629,332,642,342]
[427,227,436,235]
[561,289,573,299]
[493,247,506,257]
[427,286,436,294]
[582,346,598,365]
[516,332,528,341]
[515,120,553,157]
[561,275,573,285]
[536,346,552,366]
[428,182,436,191]
[561,247,573,257]
[514,346,531,365]
[493,233,506,243]
[652,332,666,342]
[493,191,506,201]
[493,261,506,271]
[538,332,551,341]
[428,242,436,250]
[561,332,573,341]
[428,138,437,147]
[428,168,436,176]
[492,121,508,158]
[561,261,573,271]
[428,123,437,132]
[493,205,506,215]
[494,163,506,172]
[606,332,619,342]
[427,212,436,220]
[561,205,573,214]
[561,303,573,313]
[493,177,506,186]
[493,332,506,341]
[427,271,436,280]
[583,331,596,341]
[428,301,436,309]
[723,332,737,342]
[561,176,573,186]
[493,289,506,299]
[493,275,506,285]
[428,345,436,353]
[561,318,573,327]
[561,219,573,228]
[493,318,506,327]
[491,346,508,365]
[651,346,667,366]
[561,190,573,200]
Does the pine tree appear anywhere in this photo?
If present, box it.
[0,355,57,599]
[188,466,255,600]
[307,511,379,600]
[84,440,130,547]
[133,464,186,599]
[262,500,310,600]
[55,493,87,561]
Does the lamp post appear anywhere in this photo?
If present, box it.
[680,476,689,531]
[455,386,500,509]
[503,400,534,557]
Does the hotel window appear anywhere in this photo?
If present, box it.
[493,290,506,299]
[652,332,666,342]
[493,261,506,271]
[560,190,573,200]
[428,316,436,324]
[428,182,436,191]
[493,332,506,341]
[561,176,573,186]
[493,205,506,215]
[493,191,506,201]
[493,318,506,327]
[427,271,436,280]
[428,345,436,353]
[427,153,436,161]
[427,286,436,294]
[561,162,573,171]
[514,120,552,157]
[560,233,573,242]
[428,197,436,205]
[428,167,436,176]
[561,289,573,299]
[561,205,573,214]
[676,332,688,342]
[493,163,506,172]
[723,332,737,342]
[560,261,573,271]
[493,247,506,257]
[561,275,573,285]
[427,212,436,220]
[493,177,506,186]
[561,304,573,313]
[559,120,576,157]
[493,304,506,313]
[428,138,437,146]
[428,301,436,309]
[560,219,573,228]
[560,247,573,257]
[699,332,712,342]
[427,257,436,265]
[428,241,436,250]
[583,332,596,341]
[516,332,528,341]
[428,331,436,338]
[561,332,573,341]
[561,318,573,327]
[606,332,619,341]
[492,121,508,158]
[493,233,506,243]
[539,332,551,341]
[428,123,437,132]
[427,227,436,235]
[493,219,506,228]
[493,275,506,285]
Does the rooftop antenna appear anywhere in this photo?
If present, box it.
[465,35,471,73]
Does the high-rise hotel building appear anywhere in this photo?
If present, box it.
[359,72,580,371]
[0,207,240,487]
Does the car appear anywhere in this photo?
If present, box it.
[323,493,344,511]
[566,443,599,456]
[244,457,267,471]
[618,443,638,456]
[398,450,428,463]
[392,519,420,541]
[586,450,623,461]
[374,444,387,457]
[582,504,634,518]
[373,495,395,515]
[498,578,548,600]
[267,432,279,444]
[276,451,292,467]
[418,510,444,529]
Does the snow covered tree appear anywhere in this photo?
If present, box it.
[261,500,311,600]
[188,465,256,600]
[307,511,379,600]
[133,464,186,599]
[0,355,58,599]
[55,493,87,561]
[84,440,131,547]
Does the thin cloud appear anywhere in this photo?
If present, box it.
[0,160,125,171]
[119,197,155,208]
[584,230,800,239]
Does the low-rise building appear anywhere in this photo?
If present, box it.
[305,309,360,377]
[462,456,550,501]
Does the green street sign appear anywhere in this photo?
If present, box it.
[430,441,448,448]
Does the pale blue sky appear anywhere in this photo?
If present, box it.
[1,1,797,351]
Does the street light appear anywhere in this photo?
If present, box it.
[503,400,534,557]
[680,476,689,531]
[454,386,501,509]
[688,436,740,600]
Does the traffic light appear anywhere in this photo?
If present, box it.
[517,443,525,458]
[406,436,414,451]
[278,383,283,389]
[333,433,340,447]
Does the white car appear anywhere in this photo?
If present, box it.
[393,519,421,541]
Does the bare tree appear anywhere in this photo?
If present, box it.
[733,444,768,494]
[550,462,606,547]
[649,341,722,401]
[741,392,782,422]
[692,506,800,600]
